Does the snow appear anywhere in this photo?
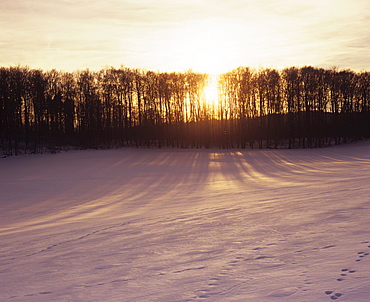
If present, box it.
[1,142,370,301]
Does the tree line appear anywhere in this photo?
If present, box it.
[1,65,369,154]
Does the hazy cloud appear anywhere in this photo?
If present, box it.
[1,0,369,72]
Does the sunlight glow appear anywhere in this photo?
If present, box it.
[155,18,245,74]
[152,17,298,75]
[203,75,220,108]
[1,1,370,73]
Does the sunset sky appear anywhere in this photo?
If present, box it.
[1,0,369,74]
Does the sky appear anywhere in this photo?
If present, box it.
[1,0,369,74]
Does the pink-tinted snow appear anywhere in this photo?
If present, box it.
[1,142,370,301]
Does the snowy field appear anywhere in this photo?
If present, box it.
[1,142,370,302]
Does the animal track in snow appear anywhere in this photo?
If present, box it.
[23,223,131,259]
[25,230,101,257]
[355,251,369,261]
[325,241,370,300]
[336,267,356,282]
[325,291,343,300]
[192,243,277,300]
[192,255,247,300]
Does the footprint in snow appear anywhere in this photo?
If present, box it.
[325,291,343,300]
[356,251,369,261]
[326,241,369,299]
[337,268,356,281]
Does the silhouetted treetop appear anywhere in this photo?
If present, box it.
[1,65,369,154]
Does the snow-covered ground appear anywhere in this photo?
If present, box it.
[1,142,370,302]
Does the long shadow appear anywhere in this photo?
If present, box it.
[0,148,213,235]
[3,141,370,235]
[201,140,370,192]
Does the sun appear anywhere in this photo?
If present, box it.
[203,75,220,107]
